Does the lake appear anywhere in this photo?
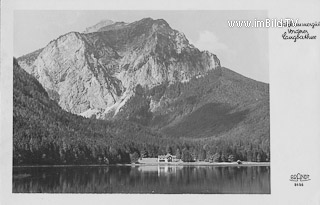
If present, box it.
[13,165,270,194]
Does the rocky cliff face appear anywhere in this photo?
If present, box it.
[18,18,220,119]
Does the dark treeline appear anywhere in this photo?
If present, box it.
[13,58,270,165]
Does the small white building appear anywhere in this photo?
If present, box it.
[157,154,177,163]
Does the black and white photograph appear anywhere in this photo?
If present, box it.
[12,10,270,194]
[1,0,320,204]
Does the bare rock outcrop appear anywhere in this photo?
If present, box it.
[18,18,220,118]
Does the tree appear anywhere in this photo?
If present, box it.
[212,153,221,162]
[166,145,173,154]
[257,153,261,162]
[220,154,227,162]
[199,148,206,161]
[228,154,235,162]
[181,149,193,162]
[176,148,181,159]
[103,157,109,165]
[252,150,257,162]
[247,150,253,162]
[130,152,140,163]
[266,153,270,162]
[140,149,148,158]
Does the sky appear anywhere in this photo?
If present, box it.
[14,10,269,83]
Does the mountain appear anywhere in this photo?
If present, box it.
[18,18,220,118]
[13,58,270,165]
[17,17,269,147]
[151,67,269,140]
[13,58,178,165]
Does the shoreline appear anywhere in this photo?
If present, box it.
[13,161,270,168]
[136,161,270,167]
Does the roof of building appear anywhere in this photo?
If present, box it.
[158,154,176,158]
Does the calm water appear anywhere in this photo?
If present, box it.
[13,165,270,194]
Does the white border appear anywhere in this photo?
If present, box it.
[2,0,320,204]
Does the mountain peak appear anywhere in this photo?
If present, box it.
[138,17,167,24]
[18,17,221,117]
[83,19,115,33]
[84,18,171,35]
[132,17,171,29]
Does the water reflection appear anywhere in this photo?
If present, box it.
[13,165,270,194]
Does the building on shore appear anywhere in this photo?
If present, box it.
[157,154,177,163]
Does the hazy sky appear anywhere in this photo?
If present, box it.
[14,10,269,83]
